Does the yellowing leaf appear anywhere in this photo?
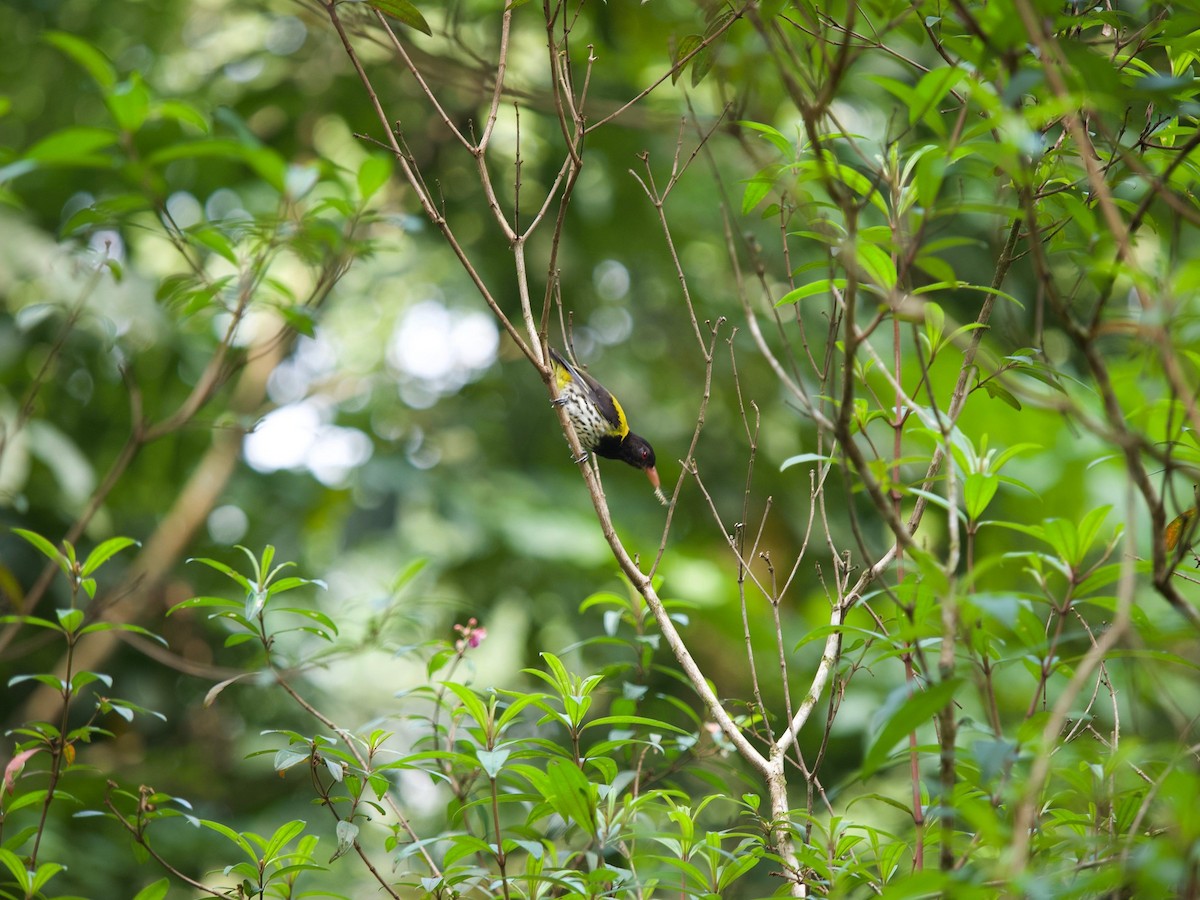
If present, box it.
[1164,506,1198,551]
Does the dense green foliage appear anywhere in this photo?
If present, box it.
[2,0,1200,897]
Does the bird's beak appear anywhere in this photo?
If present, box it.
[646,466,667,506]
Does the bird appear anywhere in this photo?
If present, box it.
[548,347,666,505]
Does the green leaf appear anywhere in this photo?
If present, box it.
[740,169,776,215]
[963,471,999,521]
[915,152,946,208]
[738,120,793,157]
[357,156,392,201]
[331,819,359,862]
[28,861,63,893]
[441,834,495,867]
[155,100,209,133]
[581,715,688,734]
[107,73,151,132]
[780,452,836,471]
[145,140,287,192]
[1007,358,1069,394]
[672,34,703,84]
[266,576,324,597]
[263,820,308,860]
[910,66,966,133]
[869,75,916,113]
[861,678,961,778]
[61,194,148,236]
[99,697,166,722]
[495,691,549,731]
[793,622,890,651]
[717,847,761,890]
[105,703,134,722]
[81,537,139,576]
[776,278,848,306]
[275,607,338,634]
[0,615,62,632]
[55,608,85,634]
[913,250,956,285]
[970,738,1019,783]
[441,681,491,727]
[1042,518,1080,567]
[186,556,253,591]
[390,557,428,593]
[0,159,39,184]
[273,749,310,773]
[853,240,897,289]
[690,45,716,87]
[912,280,1022,307]
[982,379,1021,410]
[278,306,316,338]
[132,878,170,900]
[924,300,945,351]
[70,670,113,692]
[831,163,887,216]
[79,622,168,646]
[370,0,432,34]
[6,789,50,813]
[167,595,242,615]
[188,224,238,264]
[475,748,510,777]
[869,869,950,896]
[991,442,1039,471]
[44,32,117,90]
[1074,505,1112,564]
[25,127,118,163]
[536,652,573,697]
[198,819,258,864]
[544,759,597,837]
[13,529,68,572]
[1074,562,1125,596]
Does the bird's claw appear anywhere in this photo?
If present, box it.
[550,397,568,407]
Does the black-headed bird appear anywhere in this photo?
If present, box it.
[549,347,666,504]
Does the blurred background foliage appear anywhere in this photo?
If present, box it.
[1,0,1199,895]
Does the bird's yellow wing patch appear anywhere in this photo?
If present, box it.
[607,393,630,438]
[552,357,574,391]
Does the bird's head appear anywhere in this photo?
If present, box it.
[619,433,665,503]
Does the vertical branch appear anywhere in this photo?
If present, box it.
[327,2,534,364]
[938,455,962,870]
[534,3,590,346]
